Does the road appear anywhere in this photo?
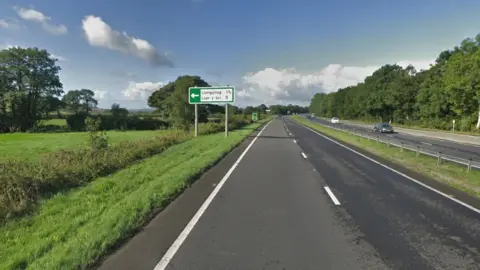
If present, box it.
[98,117,480,270]
[309,117,480,164]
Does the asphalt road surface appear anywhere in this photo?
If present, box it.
[98,117,480,270]
[310,117,480,163]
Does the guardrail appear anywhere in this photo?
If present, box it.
[298,117,480,172]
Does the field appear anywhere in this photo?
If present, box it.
[0,119,270,270]
[291,116,480,198]
[0,130,168,160]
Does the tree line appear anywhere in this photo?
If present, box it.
[147,76,308,129]
[0,46,105,132]
[1,46,307,133]
[309,33,480,132]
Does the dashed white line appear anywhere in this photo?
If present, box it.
[293,139,297,144]
[301,152,307,159]
[324,186,341,205]
[421,142,432,146]
[153,120,273,270]
[292,120,480,214]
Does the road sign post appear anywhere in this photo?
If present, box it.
[188,86,235,137]
[194,104,198,137]
[225,104,228,137]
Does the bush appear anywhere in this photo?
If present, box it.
[0,115,258,221]
[0,131,189,221]
[66,112,89,131]
[86,117,109,151]
[458,116,473,132]
[67,114,170,132]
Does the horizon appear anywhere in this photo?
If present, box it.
[2,0,480,109]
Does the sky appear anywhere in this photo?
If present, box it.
[1,0,480,109]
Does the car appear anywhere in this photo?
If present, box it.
[373,122,394,133]
[331,117,340,124]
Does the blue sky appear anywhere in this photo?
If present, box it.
[1,0,480,108]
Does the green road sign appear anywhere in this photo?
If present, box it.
[188,86,235,104]
[252,112,258,121]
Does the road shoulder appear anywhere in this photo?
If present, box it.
[96,122,269,270]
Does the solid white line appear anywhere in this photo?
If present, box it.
[324,186,341,205]
[421,141,432,146]
[293,121,480,214]
[301,152,307,159]
[293,139,297,144]
[153,120,273,270]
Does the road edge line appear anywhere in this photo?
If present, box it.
[153,119,273,270]
[289,118,480,215]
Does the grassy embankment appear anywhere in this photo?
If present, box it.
[0,117,271,270]
[292,116,480,198]
[1,115,258,220]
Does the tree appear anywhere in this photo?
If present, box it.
[62,89,98,114]
[110,103,129,118]
[147,82,175,118]
[79,89,98,113]
[0,47,63,131]
[148,75,211,130]
[62,90,82,113]
[38,96,64,118]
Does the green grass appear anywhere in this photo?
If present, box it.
[292,116,480,198]
[0,130,170,160]
[0,120,268,270]
[38,119,67,126]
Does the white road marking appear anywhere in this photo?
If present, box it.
[293,139,297,144]
[421,142,432,146]
[301,152,307,159]
[153,120,273,270]
[289,132,292,136]
[324,186,341,205]
[293,121,480,215]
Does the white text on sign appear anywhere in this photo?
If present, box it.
[200,89,233,103]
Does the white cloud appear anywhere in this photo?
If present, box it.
[81,15,173,67]
[14,6,67,35]
[239,60,435,105]
[122,81,165,101]
[93,90,108,100]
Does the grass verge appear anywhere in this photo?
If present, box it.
[0,116,257,221]
[0,119,270,270]
[292,116,480,198]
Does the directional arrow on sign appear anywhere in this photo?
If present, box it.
[191,93,199,98]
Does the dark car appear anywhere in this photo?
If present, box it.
[373,123,394,133]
